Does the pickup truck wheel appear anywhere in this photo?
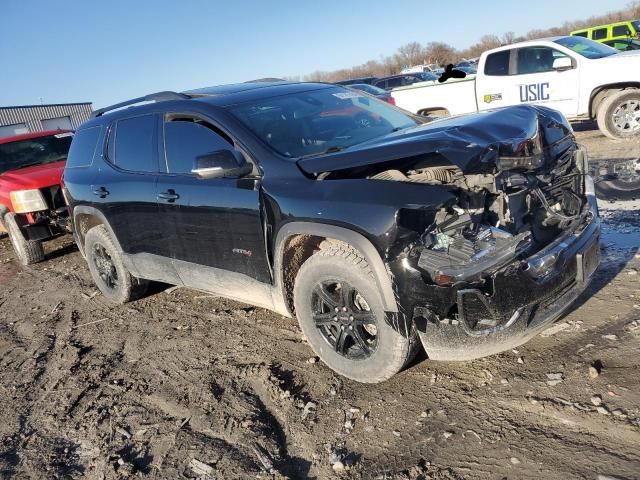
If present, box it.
[4,213,45,265]
[85,225,147,304]
[597,89,640,140]
[293,245,418,383]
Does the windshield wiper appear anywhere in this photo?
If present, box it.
[300,146,345,159]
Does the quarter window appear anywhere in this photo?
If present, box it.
[111,114,158,172]
[484,50,510,76]
[164,118,233,174]
[66,126,100,168]
[612,24,630,37]
[593,28,607,40]
[573,31,588,38]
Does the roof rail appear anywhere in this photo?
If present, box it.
[91,91,190,118]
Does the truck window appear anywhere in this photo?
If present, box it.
[163,118,233,174]
[516,47,567,74]
[110,114,158,173]
[484,50,510,76]
[66,127,100,168]
[386,77,403,89]
[612,24,630,37]
[592,28,608,40]
[573,31,588,38]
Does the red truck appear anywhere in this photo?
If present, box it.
[0,130,73,265]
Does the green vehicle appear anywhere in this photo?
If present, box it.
[571,20,640,43]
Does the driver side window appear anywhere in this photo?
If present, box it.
[516,47,567,75]
[163,116,233,175]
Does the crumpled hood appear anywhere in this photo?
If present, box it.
[297,105,574,175]
[0,160,66,191]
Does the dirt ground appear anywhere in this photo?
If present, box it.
[0,125,639,480]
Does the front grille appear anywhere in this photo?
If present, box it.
[40,185,66,210]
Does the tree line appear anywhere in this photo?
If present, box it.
[300,1,640,82]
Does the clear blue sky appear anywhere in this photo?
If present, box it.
[0,0,628,108]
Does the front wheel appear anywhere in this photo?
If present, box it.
[4,213,45,265]
[84,225,147,304]
[293,244,418,383]
[597,89,640,140]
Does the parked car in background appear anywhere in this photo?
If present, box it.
[400,64,439,74]
[571,20,640,42]
[392,36,640,139]
[347,83,395,104]
[334,76,378,86]
[453,65,478,75]
[603,38,640,51]
[373,72,438,91]
[64,81,599,383]
[0,130,73,264]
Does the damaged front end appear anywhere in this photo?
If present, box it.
[300,105,601,360]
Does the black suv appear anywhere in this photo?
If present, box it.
[63,81,600,383]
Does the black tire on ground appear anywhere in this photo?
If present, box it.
[3,213,45,265]
[596,89,640,140]
[595,178,640,201]
[293,244,419,383]
[84,225,147,304]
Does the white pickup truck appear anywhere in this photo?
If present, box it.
[392,36,640,139]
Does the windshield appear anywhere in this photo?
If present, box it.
[554,36,618,59]
[229,87,419,158]
[349,84,387,95]
[418,72,438,81]
[633,20,640,32]
[0,134,72,175]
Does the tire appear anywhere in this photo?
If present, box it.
[4,213,45,265]
[84,225,147,304]
[293,244,419,383]
[597,89,640,140]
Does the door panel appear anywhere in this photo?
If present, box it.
[156,175,270,283]
[157,115,271,286]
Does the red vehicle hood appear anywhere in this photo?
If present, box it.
[0,160,66,191]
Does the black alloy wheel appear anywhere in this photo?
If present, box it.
[311,279,378,360]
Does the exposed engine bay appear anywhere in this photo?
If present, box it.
[312,140,588,285]
[366,146,589,285]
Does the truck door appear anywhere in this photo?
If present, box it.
[511,46,580,117]
[477,46,580,117]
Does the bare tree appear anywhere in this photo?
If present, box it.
[424,42,459,66]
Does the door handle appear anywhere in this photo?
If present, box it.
[158,190,180,202]
[92,187,109,198]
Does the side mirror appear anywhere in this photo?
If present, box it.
[553,56,573,71]
[191,149,252,179]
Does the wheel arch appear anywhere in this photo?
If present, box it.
[272,222,398,317]
[72,206,123,256]
[589,83,640,118]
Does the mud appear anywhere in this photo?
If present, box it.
[0,127,639,480]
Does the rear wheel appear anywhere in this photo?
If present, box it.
[84,225,147,304]
[293,244,418,383]
[4,213,45,265]
[597,89,640,140]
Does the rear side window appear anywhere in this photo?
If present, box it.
[164,119,233,174]
[66,127,100,168]
[593,28,608,40]
[573,31,588,38]
[111,114,158,172]
[484,50,510,76]
[612,24,630,37]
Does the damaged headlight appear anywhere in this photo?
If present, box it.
[497,131,545,171]
[418,226,532,286]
